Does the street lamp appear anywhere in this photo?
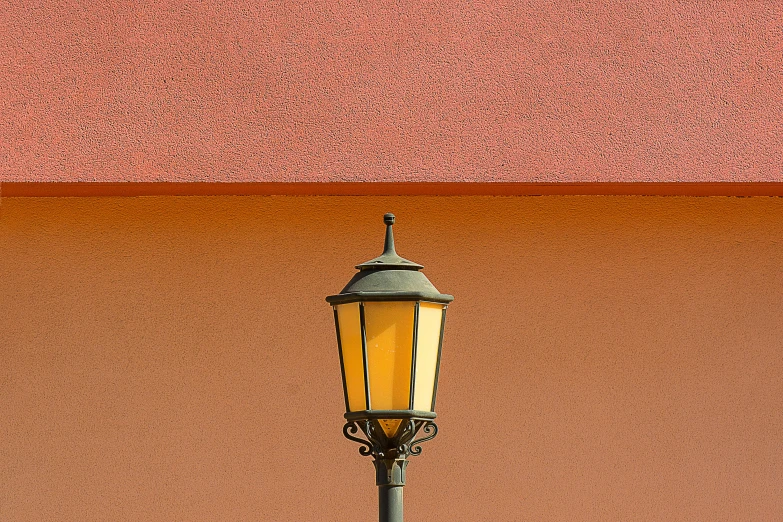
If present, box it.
[326,213,453,522]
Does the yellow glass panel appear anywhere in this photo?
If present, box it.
[336,303,366,412]
[363,301,415,411]
[378,419,402,438]
[412,302,444,411]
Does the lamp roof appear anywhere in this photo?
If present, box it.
[326,213,454,305]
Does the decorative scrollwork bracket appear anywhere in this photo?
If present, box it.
[342,416,439,486]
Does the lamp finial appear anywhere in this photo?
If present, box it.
[351,212,423,270]
[383,213,396,255]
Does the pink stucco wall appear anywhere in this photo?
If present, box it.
[2,1,782,184]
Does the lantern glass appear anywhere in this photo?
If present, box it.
[364,301,415,411]
[412,302,445,410]
[335,302,366,412]
[335,299,447,420]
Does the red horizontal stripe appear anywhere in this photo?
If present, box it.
[3,182,783,197]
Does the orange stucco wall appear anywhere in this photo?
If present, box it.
[2,195,782,520]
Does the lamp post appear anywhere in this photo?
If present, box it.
[326,213,453,522]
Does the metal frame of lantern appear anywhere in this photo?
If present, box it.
[327,213,453,522]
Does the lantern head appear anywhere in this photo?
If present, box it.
[327,214,453,437]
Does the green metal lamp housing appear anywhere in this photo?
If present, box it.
[326,213,453,521]
[327,213,453,436]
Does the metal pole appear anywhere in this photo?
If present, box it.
[378,484,403,522]
[375,457,407,522]
[341,419,438,522]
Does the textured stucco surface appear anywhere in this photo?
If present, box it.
[2,196,782,520]
[2,2,782,183]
